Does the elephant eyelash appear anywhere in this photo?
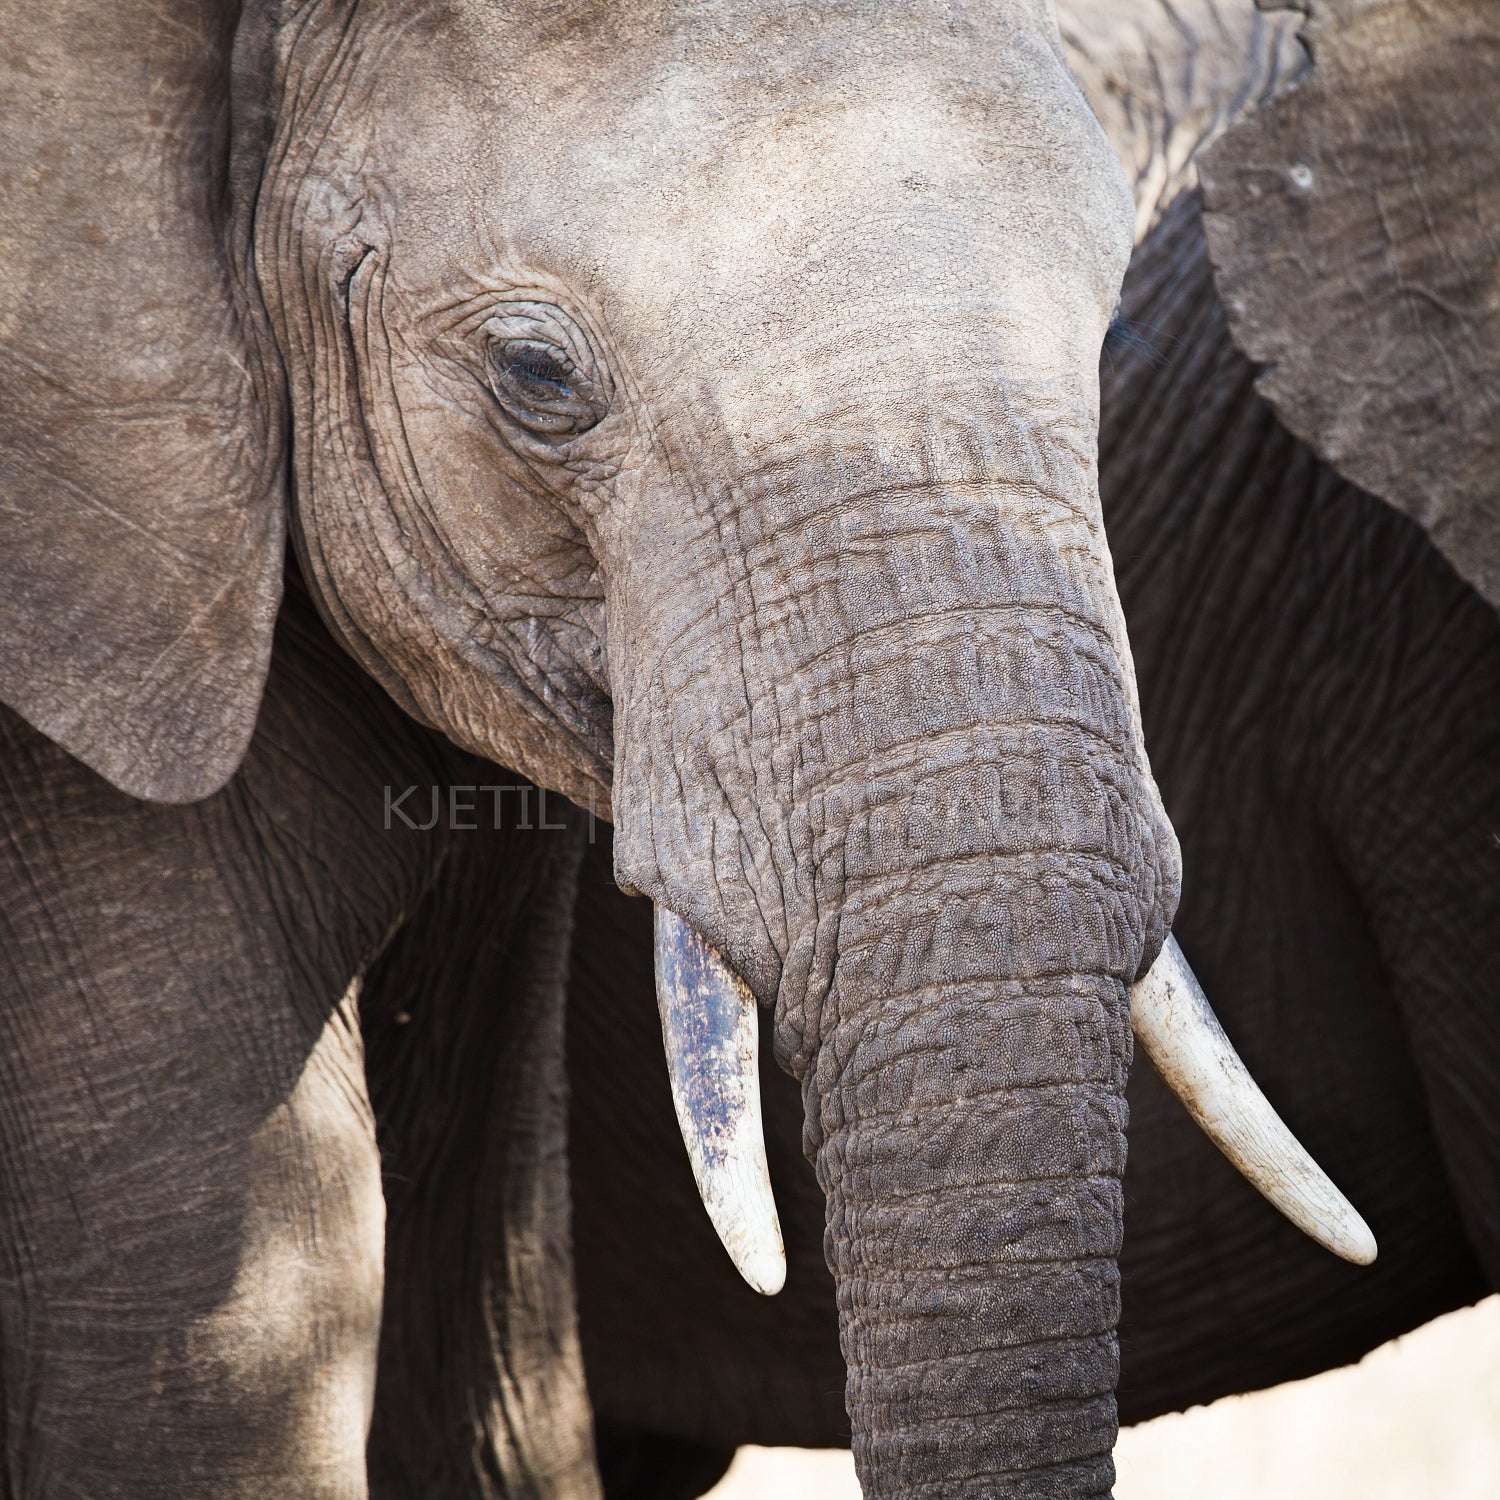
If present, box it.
[509,347,576,395]
[485,339,606,438]
[1103,309,1168,369]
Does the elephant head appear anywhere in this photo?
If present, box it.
[1,1,1377,1492]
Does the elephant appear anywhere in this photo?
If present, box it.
[1,3,1495,1499]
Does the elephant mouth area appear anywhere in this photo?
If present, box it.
[647,891,1377,1298]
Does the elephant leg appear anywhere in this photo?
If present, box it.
[0,584,454,1497]
[363,786,600,1499]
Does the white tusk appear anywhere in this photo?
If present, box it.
[1131,935,1377,1266]
[653,905,786,1295]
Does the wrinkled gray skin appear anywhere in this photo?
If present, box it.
[563,40,1495,1482]
[0,1,1493,1497]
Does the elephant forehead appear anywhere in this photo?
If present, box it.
[360,2,1130,350]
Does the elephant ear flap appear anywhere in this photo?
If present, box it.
[1200,0,1500,610]
[0,1,284,802]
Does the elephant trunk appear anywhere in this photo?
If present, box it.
[610,446,1179,1493]
[637,492,1373,1493]
[788,630,1154,1495]
[814,873,1133,1498]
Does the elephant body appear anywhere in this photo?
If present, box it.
[0,576,602,1492]
[2,0,1497,1495]
[1106,192,1500,1399]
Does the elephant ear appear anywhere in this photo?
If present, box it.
[0,0,283,802]
[1200,0,1500,610]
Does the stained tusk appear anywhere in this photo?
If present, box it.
[653,905,786,1295]
[1131,935,1377,1266]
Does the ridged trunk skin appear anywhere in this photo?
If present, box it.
[792,639,1152,1496]
[611,451,1175,1493]
[816,918,1132,1497]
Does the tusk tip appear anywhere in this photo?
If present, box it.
[1132,934,1381,1270]
[1335,1217,1378,1267]
[712,1199,787,1294]
[737,1241,788,1296]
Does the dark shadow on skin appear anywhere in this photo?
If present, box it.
[362,776,592,1495]
[592,1424,737,1500]
[1105,191,1497,1411]
[0,572,458,1481]
[568,832,847,1453]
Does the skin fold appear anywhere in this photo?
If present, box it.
[0,1,1493,1496]
[563,191,1500,1491]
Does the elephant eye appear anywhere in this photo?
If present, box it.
[509,345,574,397]
[481,307,610,439]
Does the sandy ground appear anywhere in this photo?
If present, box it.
[706,1295,1500,1498]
